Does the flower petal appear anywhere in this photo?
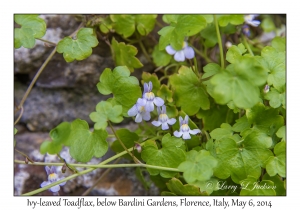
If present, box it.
[161,122,169,130]
[45,166,51,175]
[135,113,143,123]
[189,129,201,135]
[157,106,162,115]
[161,105,166,114]
[167,118,176,125]
[128,105,138,116]
[145,101,154,112]
[248,20,260,27]
[174,130,183,138]
[153,97,164,107]
[184,115,189,124]
[137,98,146,106]
[41,181,51,188]
[165,45,176,55]
[148,81,153,92]
[144,82,149,94]
[152,120,162,127]
[182,132,191,139]
[179,116,183,125]
[174,50,185,62]
[50,185,60,193]
[184,46,195,59]
[142,111,151,121]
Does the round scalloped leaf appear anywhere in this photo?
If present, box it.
[202,63,221,79]
[232,115,251,133]
[89,101,123,130]
[214,131,273,184]
[271,37,286,52]
[141,72,160,94]
[170,66,210,115]
[157,84,173,103]
[178,150,218,183]
[240,176,276,195]
[141,133,186,178]
[162,178,206,196]
[266,141,286,177]
[39,122,71,155]
[200,24,218,47]
[57,28,98,62]
[110,14,157,37]
[162,15,179,24]
[111,38,143,72]
[276,126,286,141]
[263,173,286,195]
[261,17,276,32]
[96,66,141,116]
[260,46,286,90]
[67,119,108,162]
[110,128,139,159]
[158,15,206,50]
[210,56,267,109]
[226,43,247,64]
[14,14,46,49]
[264,87,286,108]
[152,45,172,67]
[246,102,284,136]
[217,15,244,27]
[210,123,233,140]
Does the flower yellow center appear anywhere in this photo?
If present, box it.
[48,173,58,182]
[159,114,168,122]
[181,124,189,132]
[138,106,145,112]
[145,92,155,100]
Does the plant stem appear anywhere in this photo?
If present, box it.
[108,121,141,164]
[242,35,254,56]
[214,15,225,69]
[36,38,57,46]
[14,106,23,125]
[193,47,213,63]
[15,47,57,113]
[21,143,140,196]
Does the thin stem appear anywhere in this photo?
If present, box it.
[21,143,141,196]
[36,38,57,46]
[14,149,34,163]
[193,47,213,63]
[137,34,153,64]
[108,121,140,164]
[15,160,180,172]
[214,15,225,69]
[242,35,254,56]
[16,47,57,111]
[82,158,121,196]
[14,106,23,125]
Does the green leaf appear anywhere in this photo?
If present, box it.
[266,141,286,177]
[191,178,220,195]
[162,178,206,196]
[263,173,286,195]
[240,176,276,195]
[217,15,245,27]
[170,66,210,115]
[202,63,221,79]
[110,128,139,159]
[152,45,172,67]
[264,87,286,108]
[246,102,284,136]
[111,38,143,72]
[178,150,218,183]
[214,131,273,183]
[141,72,160,94]
[158,15,206,50]
[67,119,108,162]
[14,128,18,135]
[232,115,251,133]
[210,56,267,109]
[110,14,157,37]
[261,18,276,32]
[276,126,286,141]
[14,14,46,49]
[162,15,179,24]
[99,16,113,34]
[271,37,286,52]
[96,66,141,116]
[40,122,71,155]
[210,123,233,140]
[57,28,98,62]
[200,24,218,47]
[157,84,173,103]
[226,43,247,64]
[141,133,186,178]
[260,46,286,90]
[89,101,123,130]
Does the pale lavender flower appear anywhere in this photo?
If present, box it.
[128,98,151,123]
[174,115,201,140]
[244,15,260,27]
[41,166,66,194]
[152,105,176,130]
[142,81,164,112]
[165,41,195,62]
